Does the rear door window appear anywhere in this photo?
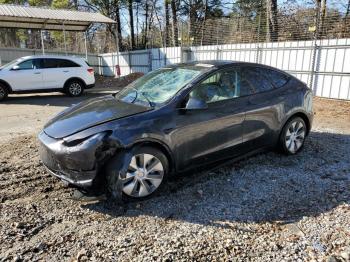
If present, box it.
[42,59,61,69]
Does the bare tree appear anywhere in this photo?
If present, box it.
[320,0,327,37]
[128,0,136,49]
[266,0,278,42]
[165,0,170,46]
[153,0,165,47]
[144,0,149,47]
[171,0,179,46]
[114,0,123,50]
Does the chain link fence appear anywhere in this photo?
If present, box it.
[174,5,350,47]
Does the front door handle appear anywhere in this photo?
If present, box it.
[34,72,41,74]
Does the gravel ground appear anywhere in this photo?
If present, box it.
[0,98,349,261]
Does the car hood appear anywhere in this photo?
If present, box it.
[44,95,151,139]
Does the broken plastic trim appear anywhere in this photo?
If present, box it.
[63,131,111,147]
[62,124,114,144]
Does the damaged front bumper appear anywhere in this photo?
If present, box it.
[38,131,115,188]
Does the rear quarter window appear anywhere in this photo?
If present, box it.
[241,67,274,93]
[59,59,80,68]
[260,68,290,88]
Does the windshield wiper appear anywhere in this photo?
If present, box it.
[115,87,155,108]
[140,92,155,107]
[128,87,155,108]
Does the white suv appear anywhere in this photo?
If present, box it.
[0,55,95,101]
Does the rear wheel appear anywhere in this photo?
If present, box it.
[0,84,8,101]
[65,80,84,97]
[107,146,169,200]
[279,117,306,155]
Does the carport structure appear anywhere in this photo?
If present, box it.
[0,4,118,59]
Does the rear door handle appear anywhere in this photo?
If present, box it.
[34,72,41,74]
[63,70,69,73]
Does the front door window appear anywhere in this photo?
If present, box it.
[17,59,36,70]
[189,69,240,103]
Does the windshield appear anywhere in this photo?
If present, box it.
[0,58,21,70]
[115,66,207,107]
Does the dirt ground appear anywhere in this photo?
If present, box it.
[0,88,349,261]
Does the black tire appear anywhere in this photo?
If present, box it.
[279,116,307,155]
[65,80,84,97]
[0,84,8,101]
[106,146,169,201]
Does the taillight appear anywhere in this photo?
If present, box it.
[87,68,94,75]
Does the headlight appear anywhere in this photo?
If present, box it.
[63,124,113,144]
[63,131,111,148]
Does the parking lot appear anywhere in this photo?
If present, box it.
[0,87,349,261]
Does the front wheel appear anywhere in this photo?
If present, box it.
[279,117,307,155]
[65,80,84,97]
[0,84,8,101]
[106,146,169,200]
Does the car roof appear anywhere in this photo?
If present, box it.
[172,60,236,68]
[171,60,277,69]
[172,60,293,74]
[19,55,85,61]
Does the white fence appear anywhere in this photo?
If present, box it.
[99,47,182,76]
[99,38,350,100]
[1,39,350,100]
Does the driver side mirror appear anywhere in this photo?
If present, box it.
[185,97,208,110]
[11,65,20,71]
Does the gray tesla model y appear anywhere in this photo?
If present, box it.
[39,61,313,199]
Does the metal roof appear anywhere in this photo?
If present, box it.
[0,4,116,31]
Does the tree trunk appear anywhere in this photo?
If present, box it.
[171,0,179,46]
[320,0,327,37]
[103,27,110,53]
[116,0,123,50]
[200,0,208,45]
[341,0,350,37]
[153,1,164,47]
[136,2,139,47]
[165,0,170,47]
[188,0,197,45]
[144,0,149,48]
[314,0,321,39]
[128,0,135,50]
[266,0,278,42]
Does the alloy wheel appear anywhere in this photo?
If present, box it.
[122,153,164,198]
[69,82,82,96]
[285,120,305,153]
[0,87,5,99]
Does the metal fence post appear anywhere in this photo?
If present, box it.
[180,46,184,63]
[256,14,261,63]
[309,5,321,92]
[309,43,320,92]
[112,53,115,76]
[182,48,192,62]
[128,51,132,74]
[216,47,222,60]
[164,48,167,66]
[148,49,152,72]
